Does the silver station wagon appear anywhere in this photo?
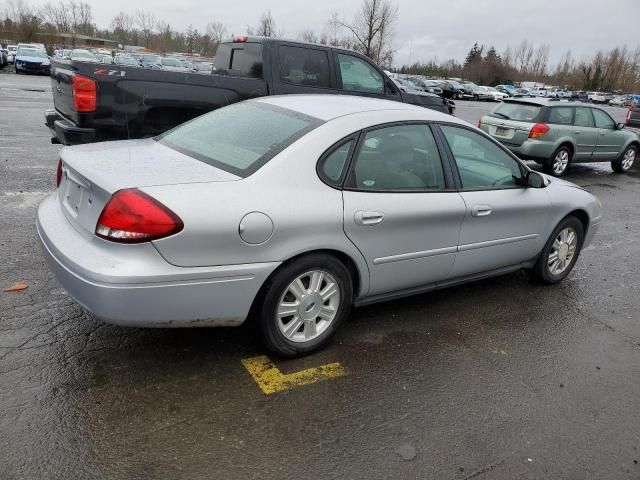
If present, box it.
[38,95,602,357]
[479,98,639,176]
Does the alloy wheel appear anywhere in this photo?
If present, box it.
[622,147,636,170]
[276,270,341,343]
[553,150,570,175]
[548,227,578,275]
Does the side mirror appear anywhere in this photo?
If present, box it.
[616,123,625,130]
[526,171,546,188]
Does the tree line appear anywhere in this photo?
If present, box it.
[398,40,640,92]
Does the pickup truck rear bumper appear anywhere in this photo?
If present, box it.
[45,109,95,145]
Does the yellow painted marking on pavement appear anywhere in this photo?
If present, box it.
[241,355,347,395]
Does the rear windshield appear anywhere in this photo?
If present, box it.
[157,102,323,177]
[490,102,543,122]
[214,42,263,78]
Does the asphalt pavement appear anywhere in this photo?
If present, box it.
[1,72,640,480]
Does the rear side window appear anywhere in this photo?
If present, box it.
[491,102,542,122]
[214,43,263,78]
[574,107,594,127]
[548,107,573,125]
[319,139,354,184]
[337,54,384,94]
[158,102,323,177]
[279,46,331,88]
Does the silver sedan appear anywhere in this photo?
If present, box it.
[37,95,602,357]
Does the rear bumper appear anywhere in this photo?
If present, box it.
[45,109,95,145]
[36,193,279,327]
[500,139,554,161]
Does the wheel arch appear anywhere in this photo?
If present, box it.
[566,209,590,238]
[555,140,576,158]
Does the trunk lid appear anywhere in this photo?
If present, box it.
[58,139,239,234]
[481,117,534,147]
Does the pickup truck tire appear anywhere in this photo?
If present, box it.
[611,144,637,173]
[529,216,584,284]
[258,254,352,358]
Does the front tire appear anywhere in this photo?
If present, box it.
[529,216,584,284]
[612,145,637,173]
[543,146,572,177]
[258,254,353,357]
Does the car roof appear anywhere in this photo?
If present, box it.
[254,94,458,123]
[504,98,586,107]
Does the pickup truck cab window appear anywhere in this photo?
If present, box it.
[337,54,384,94]
[215,43,263,78]
[279,46,330,88]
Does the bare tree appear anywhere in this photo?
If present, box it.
[205,21,226,53]
[41,0,71,33]
[298,29,318,44]
[136,9,156,48]
[247,9,280,37]
[335,0,399,65]
[111,11,134,43]
[156,20,172,52]
[531,43,550,78]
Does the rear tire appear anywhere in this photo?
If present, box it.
[611,145,637,173]
[529,216,584,284]
[543,146,572,177]
[258,254,353,357]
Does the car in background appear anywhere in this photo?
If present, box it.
[479,98,639,176]
[94,53,113,64]
[626,97,640,128]
[7,45,17,63]
[550,89,571,99]
[14,46,50,75]
[140,54,162,68]
[113,55,140,67]
[588,92,608,104]
[193,62,214,74]
[394,77,424,92]
[69,49,98,63]
[610,95,633,107]
[160,57,190,72]
[571,90,589,102]
[408,77,443,95]
[431,80,463,99]
[532,88,549,97]
[37,95,602,357]
[513,88,535,98]
[0,48,7,68]
[495,84,516,96]
[484,86,509,101]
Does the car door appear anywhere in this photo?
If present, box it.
[572,106,598,161]
[437,124,552,279]
[340,123,466,296]
[271,44,338,95]
[333,52,402,103]
[591,108,626,160]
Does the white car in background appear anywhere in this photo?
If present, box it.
[533,88,549,97]
[588,92,608,104]
[159,57,190,72]
[482,86,509,102]
[7,45,17,63]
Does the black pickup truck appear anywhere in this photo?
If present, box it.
[46,37,454,145]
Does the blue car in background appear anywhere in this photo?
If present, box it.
[15,46,50,75]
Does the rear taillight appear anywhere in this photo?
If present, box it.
[627,107,632,121]
[529,123,550,139]
[72,75,97,112]
[477,119,482,128]
[95,189,183,243]
[56,159,62,187]
[233,35,248,42]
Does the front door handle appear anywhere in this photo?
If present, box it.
[471,205,492,217]
[355,210,384,226]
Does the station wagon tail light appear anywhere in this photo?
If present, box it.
[56,159,62,188]
[529,123,549,139]
[72,75,97,112]
[95,189,183,243]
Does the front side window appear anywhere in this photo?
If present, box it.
[337,54,384,94]
[158,102,322,177]
[441,125,523,189]
[592,109,615,129]
[350,124,446,190]
[279,46,330,88]
[574,107,594,127]
[548,107,573,125]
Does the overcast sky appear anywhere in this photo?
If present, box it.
[33,0,640,66]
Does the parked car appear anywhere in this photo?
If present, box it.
[37,95,602,357]
[113,55,140,67]
[159,56,190,72]
[588,92,608,104]
[483,86,509,101]
[495,84,516,96]
[551,89,571,99]
[626,97,640,128]
[479,98,639,176]
[69,49,98,63]
[430,80,463,99]
[7,45,17,63]
[45,36,453,145]
[193,61,214,74]
[140,54,162,68]
[14,46,50,75]
[0,48,7,69]
[532,88,549,97]
[609,95,633,107]
[408,77,443,95]
[513,88,535,98]
[571,90,589,102]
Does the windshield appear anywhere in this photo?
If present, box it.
[73,51,96,60]
[162,58,181,66]
[18,48,47,58]
[157,102,323,177]
[142,55,160,63]
[492,102,542,122]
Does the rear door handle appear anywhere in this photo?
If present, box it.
[354,211,384,226]
[471,205,492,217]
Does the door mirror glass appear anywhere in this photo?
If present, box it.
[526,171,546,188]
[616,122,625,130]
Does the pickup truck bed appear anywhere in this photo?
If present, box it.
[47,37,452,145]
